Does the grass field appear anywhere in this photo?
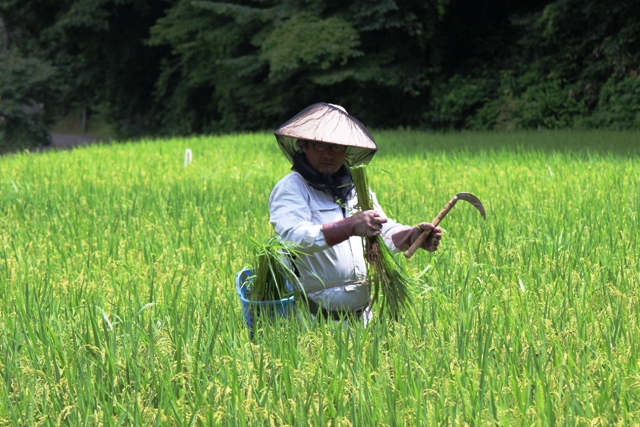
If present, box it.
[0,131,638,426]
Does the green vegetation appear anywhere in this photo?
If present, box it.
[1,131,639,425]
[1,0,638,151]
[351,164,412,320]
[0,50,56,153]
[249,236,300,302]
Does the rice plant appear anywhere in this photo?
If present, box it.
[0,130,638,425]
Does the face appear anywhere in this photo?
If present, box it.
[301,140,348,175]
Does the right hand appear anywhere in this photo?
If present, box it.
[349,210,388,237]
[322,210,388,246]
[391,223,443,252]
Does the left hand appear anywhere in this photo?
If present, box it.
[391,222,443,252]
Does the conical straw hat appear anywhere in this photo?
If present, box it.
[274,102,378,167]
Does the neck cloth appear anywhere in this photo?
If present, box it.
[292,152,354,204]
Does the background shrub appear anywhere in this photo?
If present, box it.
[0,51,56,153]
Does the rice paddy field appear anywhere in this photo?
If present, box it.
[1,131,639,426]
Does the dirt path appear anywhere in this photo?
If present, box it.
[50,133,103,149]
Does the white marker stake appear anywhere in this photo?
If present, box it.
[184,149,192,167]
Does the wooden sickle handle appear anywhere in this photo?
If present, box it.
[404,197,458,259]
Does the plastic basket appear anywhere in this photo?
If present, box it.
[235,267,296,339]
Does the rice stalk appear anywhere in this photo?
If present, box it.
[351,164,412,319]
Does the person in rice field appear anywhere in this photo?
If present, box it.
[269,102,442,322]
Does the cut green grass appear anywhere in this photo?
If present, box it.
[351,164,413,320]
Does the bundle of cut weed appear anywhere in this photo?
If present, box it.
[250,236,301,301]
[351,165,413,319]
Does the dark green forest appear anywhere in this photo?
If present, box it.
[1,0,639,150]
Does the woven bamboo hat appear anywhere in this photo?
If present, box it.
[274,102,378,167]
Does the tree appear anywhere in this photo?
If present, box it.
[0,50,56,152]
[0,6,58,151]
[4,0,637,141]
[1,0,172,139]
[148,0,449,133]
[40,0,171,136]
[426,0,640,130]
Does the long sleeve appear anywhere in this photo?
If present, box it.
[268,173,332,254]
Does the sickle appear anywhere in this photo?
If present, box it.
[404,192,486,259]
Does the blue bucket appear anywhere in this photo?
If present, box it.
[235,267,296,339]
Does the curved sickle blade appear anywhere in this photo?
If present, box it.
[455,192,486,220]
[404,192,486,259]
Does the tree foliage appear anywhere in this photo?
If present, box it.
[430,0,640,130]
[147,0,448,134]
[1,0,638,145]
[1,0,170,143]
[0,50,56,152]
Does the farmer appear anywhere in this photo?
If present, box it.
[269,103,442,321]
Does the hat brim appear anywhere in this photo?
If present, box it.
[274,103,377,167]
